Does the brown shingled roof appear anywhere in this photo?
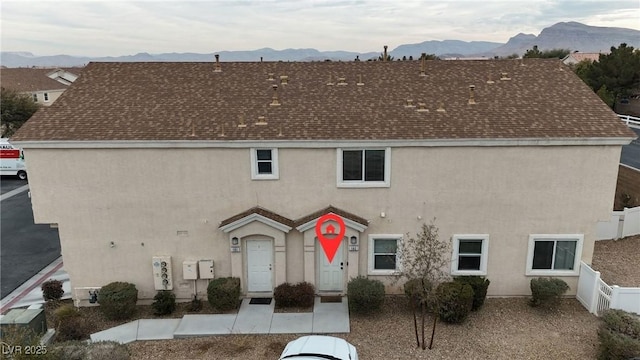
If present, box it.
[219,206,294,228]
[11,59,635,141]
[294,206,368,228]
[0,68,71,92]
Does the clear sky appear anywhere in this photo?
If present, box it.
[1,0,639,57]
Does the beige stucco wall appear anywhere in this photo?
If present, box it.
[24,144,621,301]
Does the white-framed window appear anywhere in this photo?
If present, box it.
[250,148,279,180]
[525,234,583,276]
[368,234,402,275]
[337,148,390,188]
[43,93,49,102]
[451,234,489,276]
[32,94,38,102]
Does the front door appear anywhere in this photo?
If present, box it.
[247,239,273,292]
[317,238,344,292]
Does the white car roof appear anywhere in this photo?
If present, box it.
[279,335,358,360]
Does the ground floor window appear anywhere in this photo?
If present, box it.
[526,234,583,276]
[368,235,402,275]
[451,234,489,276]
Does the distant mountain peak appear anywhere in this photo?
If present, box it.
[1,21,638,67]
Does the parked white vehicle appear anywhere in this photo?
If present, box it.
[0,138,27,180]
[279,335,358,360]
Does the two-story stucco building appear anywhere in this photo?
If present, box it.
[11,58,636,304]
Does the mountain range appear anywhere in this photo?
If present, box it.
[2,21,639,67]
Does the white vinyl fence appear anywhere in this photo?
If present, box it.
[596,206,640,240]
[618,114,640,129]
[576,261,640,315]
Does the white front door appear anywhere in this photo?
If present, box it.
[317,238,344,292]
[247,239,273,292]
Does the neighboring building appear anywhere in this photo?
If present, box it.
[11,58,636,305]
[562,52,603,66]
[0,68,81,105]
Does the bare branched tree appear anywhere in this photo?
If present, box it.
[397,219,451,350]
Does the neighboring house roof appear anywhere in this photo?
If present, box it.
[0,68,77,92]
[562,52,602,64]
[11,59,635,142]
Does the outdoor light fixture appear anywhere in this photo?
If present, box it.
[231,237,239,246]
[350,236,357,245]
[109,241,115,248]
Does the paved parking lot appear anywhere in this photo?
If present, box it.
[0,178,61,299]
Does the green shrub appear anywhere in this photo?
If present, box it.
[529,278,569,308]
[597,309,640,360]
[55,316,92,341]
[49,340,130,360]
[97,282,138,320]
[274,282,315,308]
[454,276,490,311]
[42,279,64,301]
[207,277,241,311]
[436,281,474,323]
[187,295,203,312]
[53,304,80,324]
[152,290,176,315]
[347,276,385,315]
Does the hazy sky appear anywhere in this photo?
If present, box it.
[1,0,639,57]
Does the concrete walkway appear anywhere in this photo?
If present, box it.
[91,297,350,344]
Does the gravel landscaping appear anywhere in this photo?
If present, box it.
[42,234,640,359]
[591,234,640,287]
[127,296,600,359]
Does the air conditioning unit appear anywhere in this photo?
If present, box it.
[152,256,173,290]
[183,260,198,280]
[198,259,214,279]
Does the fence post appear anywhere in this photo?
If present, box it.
[610,285,620,310]
[590,269,601,314]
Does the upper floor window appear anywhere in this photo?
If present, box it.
[337,148,390,188]
[43,93,49,102]
[525,234,583,276]
[32,94,38,102]
[451,234,489,276]
[250,148,279,180]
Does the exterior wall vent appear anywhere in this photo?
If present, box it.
[436,102,446,112]
[417,102,429,112]
[337,77,347,86]
[356,74,364,86]
[500,72,511,81]
[280,75,289,85]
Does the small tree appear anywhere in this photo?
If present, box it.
[1,87,40,137]
[397,220,451,350]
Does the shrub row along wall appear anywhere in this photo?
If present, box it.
[614,165,640,210]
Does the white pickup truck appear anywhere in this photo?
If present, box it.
[0,138,27,180]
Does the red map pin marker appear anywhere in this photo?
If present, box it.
[315,213,346,263]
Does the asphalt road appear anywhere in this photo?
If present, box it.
[1,177,61,299]
[1,176,28,194]
[620,127,640,169]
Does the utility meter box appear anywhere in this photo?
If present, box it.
[0,308,47,335]
[183,260,199,280]
[198,259,214,279]
[152,256,173,290]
